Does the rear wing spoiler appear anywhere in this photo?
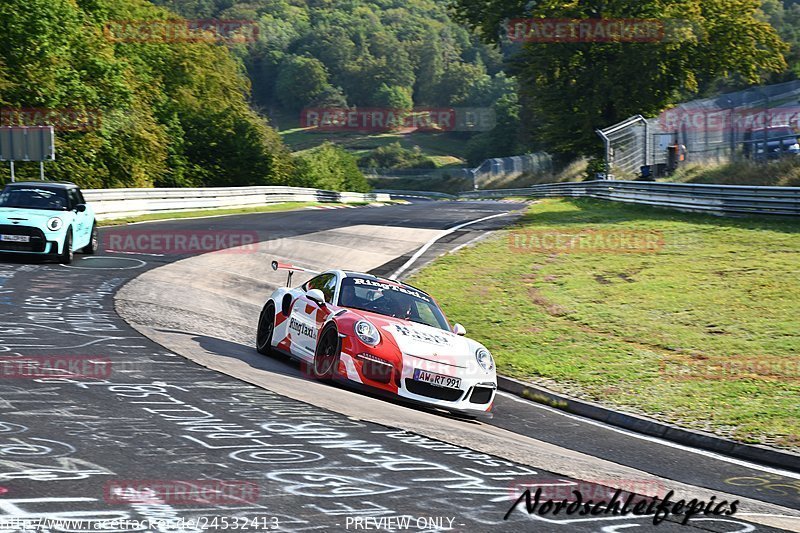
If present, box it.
[271,260,321,287]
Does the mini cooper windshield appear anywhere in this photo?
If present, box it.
[338,276,449,331]
[0,187,69,211]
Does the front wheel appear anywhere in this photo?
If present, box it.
[59,230,73,264]
[81,222,98,254]
[256,302,276,356]
[313,326,340,380]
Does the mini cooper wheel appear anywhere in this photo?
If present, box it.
[82,222,99,254]
[313,326,340,380]
[59,229,73,264]
[256,302,276,356]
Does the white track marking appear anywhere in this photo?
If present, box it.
[59,257,146,270]
[105,250,165,257]
[390,213,509,279]
[448,231,496,255]
[738,513,800,518]
[496,391,800,480]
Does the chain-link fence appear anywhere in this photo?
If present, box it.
[597,115,650,177]
[598,80,800,178]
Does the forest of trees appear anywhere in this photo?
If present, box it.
[0,0,368,190]
[150,0,526,165]
[151,0,514,113]
[0,0,291,188]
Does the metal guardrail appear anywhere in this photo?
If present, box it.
[83,186,391,220]
[365,152,554,191]
[379,181,800,216]
[371,189,457,200]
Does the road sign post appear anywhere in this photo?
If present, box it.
[0,126,56,182]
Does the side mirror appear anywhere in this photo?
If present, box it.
[306,288,327,306]
[75,204,87,213]
[452,323,466,336]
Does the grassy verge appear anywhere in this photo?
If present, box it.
[409,198,800,449]
[666,157,800,186]
[99,202,349,226]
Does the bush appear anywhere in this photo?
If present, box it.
[293,143,370,192]
[669,158,800,187]
[358,142,436,169]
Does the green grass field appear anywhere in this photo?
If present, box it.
[409,198,800,449]
[274,108,469,167]
[99,202,341,226]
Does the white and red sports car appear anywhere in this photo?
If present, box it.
[256,261,497,416]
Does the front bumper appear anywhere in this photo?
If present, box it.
[0,225,60,255]
[398,356,497,413]
[337,349,496,414]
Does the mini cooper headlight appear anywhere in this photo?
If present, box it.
[47,217,63,231]
[355,320,380,346]
[476,348,495,372]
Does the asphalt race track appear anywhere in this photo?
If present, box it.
[0,200,797,532]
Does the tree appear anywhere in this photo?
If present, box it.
[435,62,491,106]
[275,56,330,111]
[451,0,789,157]
[413,32,444,105]
[371,84,413,110]
[293,142,369,192]
[309,85,348,108]
[760,0,800,78]
[465,92,524,165]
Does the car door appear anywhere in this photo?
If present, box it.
[68,188,90,249]
[288,273,338,361]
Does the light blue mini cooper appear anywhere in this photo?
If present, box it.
[0,181,98,264]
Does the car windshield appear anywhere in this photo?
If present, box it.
[752,127,795,140]
[338,276,450,331]
[0,187,68,211]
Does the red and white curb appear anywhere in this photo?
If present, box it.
[305,203,392,210]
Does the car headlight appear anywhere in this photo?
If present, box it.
[476,348,494,372]
[790,143,800,151]
[47,217,63,231]
[355,320,380,346]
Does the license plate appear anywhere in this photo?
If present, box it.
[413,369,462,389]
[0,235,29,243]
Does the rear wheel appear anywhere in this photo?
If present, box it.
[59,230,73,264]
[313,326,340,380]
[256,302,276,355]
